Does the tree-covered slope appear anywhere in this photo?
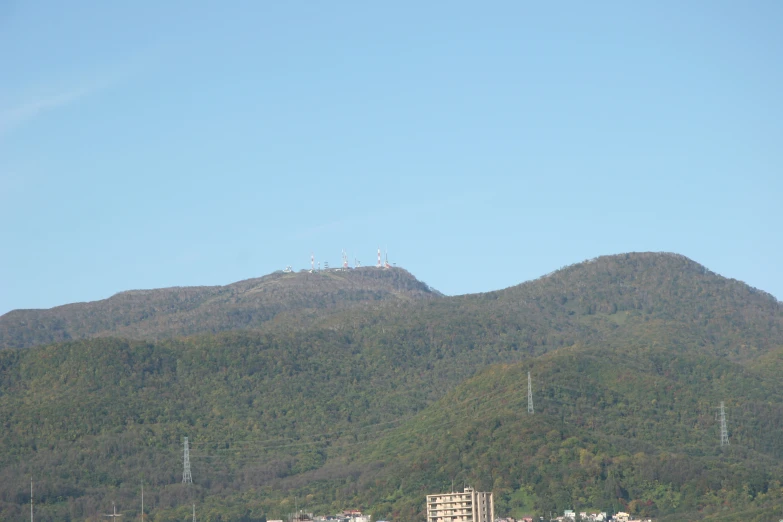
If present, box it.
[0,267,439,349]
[348,347,783,521]
[314,253,782,369]
[5,334,777,521]
[0,252,781,521]
[488,253,781,361]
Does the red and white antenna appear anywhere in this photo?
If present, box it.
[377,248,382,268]
[343,249,349,270]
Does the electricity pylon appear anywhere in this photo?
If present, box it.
[183,437,192,484]
[720,401,729,447]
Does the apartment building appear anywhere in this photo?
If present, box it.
[426,487,494,522]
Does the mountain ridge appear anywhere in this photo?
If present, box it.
[2,253,780,359]
[0,267,440,349]
[1,251,782,520]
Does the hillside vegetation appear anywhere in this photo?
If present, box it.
[352,347,783,521]
[0,253,781,521]
[0,267,439,349]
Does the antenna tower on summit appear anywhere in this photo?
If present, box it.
[183,437,192,484]
[384,248,391,269]
[527,372,534,414]
[343,249,349,270]
[310,253,315,273]
[719,401,729,447]
[377,248,382,268]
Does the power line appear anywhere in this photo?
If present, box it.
[187,381,778,464]
[189,416,413,448]
[189,379,532,459]
[190,384,531,462]
[132,370,779,471]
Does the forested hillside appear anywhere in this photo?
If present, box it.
[0,267,439,349]
[0,253,781,521]
[352,348,783,521]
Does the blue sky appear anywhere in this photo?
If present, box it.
[1,1,781,315]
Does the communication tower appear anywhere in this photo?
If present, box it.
[377,248,382,268]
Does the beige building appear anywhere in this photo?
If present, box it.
[426,487,494,522]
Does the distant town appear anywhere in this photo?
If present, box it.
[279,487,652,522]
[425,486,650,522]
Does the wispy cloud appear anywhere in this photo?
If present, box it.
[0,62,140,138]
[1,87,92,135]
[1,78,118,137]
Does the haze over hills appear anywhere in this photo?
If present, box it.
[0,267,440,349]
[0,252,782,521]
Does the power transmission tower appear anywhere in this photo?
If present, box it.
[720,401,729,447]
[183,437,192,484]
[527,372,534,414]
[103,502,122,519]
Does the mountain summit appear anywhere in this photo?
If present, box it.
[0,267,439,349]
[1,252,782,520]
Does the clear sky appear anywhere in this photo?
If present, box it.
[1,1,781,315]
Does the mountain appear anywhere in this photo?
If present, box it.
[0,252,781,521]
[350,346,783,521]
[329,252,781,367]
[0,267,440,349]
